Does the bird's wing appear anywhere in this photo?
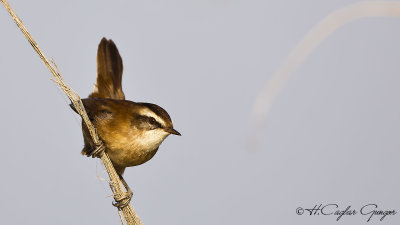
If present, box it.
[89,38,125,100]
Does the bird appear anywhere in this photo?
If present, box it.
[71,37,180,207]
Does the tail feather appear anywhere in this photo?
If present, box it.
[89,38,125,100]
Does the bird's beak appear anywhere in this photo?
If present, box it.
[164,128,181,136]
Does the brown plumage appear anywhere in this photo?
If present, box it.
[72,38,180,176]
[89,38,125,100]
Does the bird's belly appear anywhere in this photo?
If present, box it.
[101,128,168,168]
[107,145,159,167]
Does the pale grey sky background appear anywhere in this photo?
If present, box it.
[1,0,399,224]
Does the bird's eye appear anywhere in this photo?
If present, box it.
[148,117,162,129]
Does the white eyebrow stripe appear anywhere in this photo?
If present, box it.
[139,108,166,127]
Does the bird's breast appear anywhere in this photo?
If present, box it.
[103,128,170,167]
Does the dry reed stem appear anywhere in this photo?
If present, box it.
[0,0,142,224]
[250,1,400,147]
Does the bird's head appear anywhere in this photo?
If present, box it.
[133,102,181,136]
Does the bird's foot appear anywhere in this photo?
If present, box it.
[89,144,105,158]
[112,189,133,209]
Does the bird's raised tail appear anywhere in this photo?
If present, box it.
[89,38,125,100]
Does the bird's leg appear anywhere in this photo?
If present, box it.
[112,175,133,209]
[120,175,133,198]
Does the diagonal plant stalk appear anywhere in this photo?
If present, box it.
[0,0,142,224]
